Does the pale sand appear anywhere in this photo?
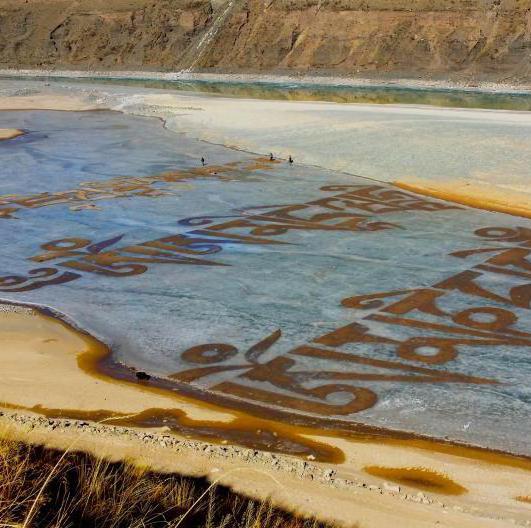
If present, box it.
[0,128,23,140]
[1,303,530,528]
[1,84,529,217]
[0,94,99,111]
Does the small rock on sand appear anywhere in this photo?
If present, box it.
[383,482,401,493]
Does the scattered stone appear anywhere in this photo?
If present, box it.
[323,468,336,481]
[135,371,151,381]
[383,482,401,493]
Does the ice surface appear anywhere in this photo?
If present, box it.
[0,110,529,455]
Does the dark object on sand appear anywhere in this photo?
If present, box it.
[288,155,294,164]
[201,157,206,166]
[136,371,151,381]
[269,152,274,161]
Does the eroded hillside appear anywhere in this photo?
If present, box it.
[0,0,530,82]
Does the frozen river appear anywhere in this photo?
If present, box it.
[0,109,530,455]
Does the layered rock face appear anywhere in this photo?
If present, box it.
[206,0,531,82]
[0,0,530,81]
[0,0,214,70]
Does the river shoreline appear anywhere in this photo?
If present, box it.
[1,68,531,95]
[2,298,530,464]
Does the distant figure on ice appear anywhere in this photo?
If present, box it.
[201,157,206,166]
[288,155,294,164]
[269,153,274,161]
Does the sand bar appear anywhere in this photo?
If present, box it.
[0,94,99,111]
[0,127,23,140]
[395,179,531,219]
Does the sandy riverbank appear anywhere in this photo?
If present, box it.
[1,79,530,218]
[1,302,530,528]
[0,94,99,111]
[0,128,23,140]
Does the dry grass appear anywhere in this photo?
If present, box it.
[0,435,337,528]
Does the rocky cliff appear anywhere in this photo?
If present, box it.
[0,0,530,82]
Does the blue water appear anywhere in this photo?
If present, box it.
[0,109,530,455]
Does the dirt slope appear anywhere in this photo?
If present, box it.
[0,0,530,82]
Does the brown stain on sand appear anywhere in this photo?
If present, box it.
[364,466,467,495]
[21,403,343,463]
[515,495,531,504]
[394,181,531,220]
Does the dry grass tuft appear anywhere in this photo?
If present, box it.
[0,435,337,528]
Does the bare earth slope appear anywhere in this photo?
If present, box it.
[0,0,530,83]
